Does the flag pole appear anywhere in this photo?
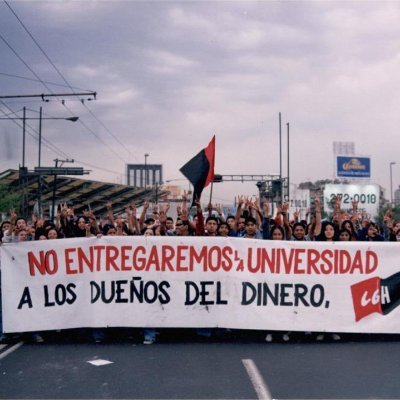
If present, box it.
[208,134,215,209]
[209,180,214,205]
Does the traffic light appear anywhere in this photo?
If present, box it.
[213,174,223,183]
[272,179,282,196]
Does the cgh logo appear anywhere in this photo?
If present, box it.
[351,272,400,322]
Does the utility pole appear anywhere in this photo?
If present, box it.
[144,153,149,188]
[51,158,74,221]
[287,122,290,201]
[390,162,396,205]
[22,106,26,168]
[1,99,84,217]
[279,112,282,205]
[1,91,95,168]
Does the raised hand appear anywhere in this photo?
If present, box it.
[194,196,201,210]
[252,199,261,213]
[158,211,167,224]
[130,202,137,217]
[152,203,159,215]
[180,208,189,221]
[9,208,17,223]
[351,198,359,210]
[314,195,321,212]
[237,195,245,208]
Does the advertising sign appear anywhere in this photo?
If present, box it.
[287,188,310,221]
[323,184,380,218]
[336,156,371,178]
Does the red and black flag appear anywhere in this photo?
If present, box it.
[351,271,400,321]
[179,136,215,205]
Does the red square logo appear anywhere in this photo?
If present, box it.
[351,277,382,322]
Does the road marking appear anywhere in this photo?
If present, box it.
[87,359,114,366]
[0,341,24,360]
[0,344,7,351]
[242,358,272,400]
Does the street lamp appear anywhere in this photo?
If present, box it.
[0,106,79,167]
[390,162,396,205]
[144,153,149,188]
[0,107,79,217]
[287,121,290,201]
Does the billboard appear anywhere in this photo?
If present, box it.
[324,184,380,218]
[336,156,371,178]
[287,187,310,221]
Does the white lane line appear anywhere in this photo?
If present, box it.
[0,341,24,360]
[242,358,272,400]
[0,344,7,350]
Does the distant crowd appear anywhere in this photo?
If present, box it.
[1,193,399,244]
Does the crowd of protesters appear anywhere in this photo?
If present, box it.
[1,193,399,244]
[1,193,399,344]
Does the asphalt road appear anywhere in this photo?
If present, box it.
[1,331,400,399]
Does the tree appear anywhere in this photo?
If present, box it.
[377,204,400,226]
[0,184,21,215]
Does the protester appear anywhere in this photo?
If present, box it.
[358,221,385,241]
[217,222,230,237]
[1,191,398,346]
[338,227,352,241]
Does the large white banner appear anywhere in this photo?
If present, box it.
[1,236,400,334]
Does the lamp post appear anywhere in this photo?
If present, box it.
[0,108,79,167]
[278,112,282,205]
[0,109,79,216]
[287,122,290,201]
[144,153,149,188]
[390,162,396,205]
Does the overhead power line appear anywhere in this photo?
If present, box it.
[4,0,139,163]
[0,71,90,91]
[0,58,127,168]
[4,0,83,96]
[0,101,71,159]
[0,101,127,180]
[0,31,54,94]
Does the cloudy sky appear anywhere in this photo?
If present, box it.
[0,0,399,204]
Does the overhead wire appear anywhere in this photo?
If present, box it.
[0,101,129,179]
[0,29,127,163]
[3,0,139,163]
[0,31,54,94]
[0,101,71,160]
[1,2,132,173]
[0,71,90,91]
